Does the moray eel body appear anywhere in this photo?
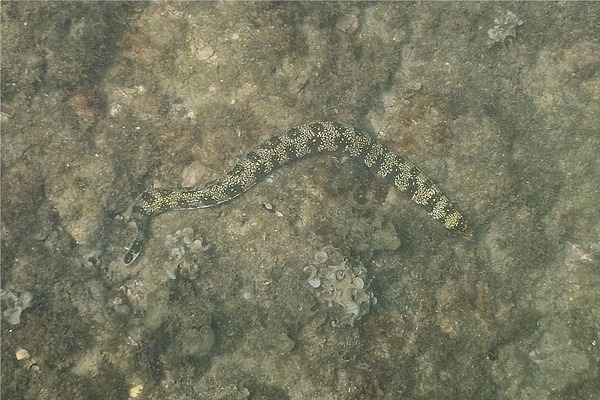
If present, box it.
[124,122,469,264]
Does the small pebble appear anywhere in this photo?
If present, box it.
[15,348,31,361]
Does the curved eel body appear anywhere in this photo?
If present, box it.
[124,122,469,264]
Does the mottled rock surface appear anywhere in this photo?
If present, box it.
[2,2,599,399]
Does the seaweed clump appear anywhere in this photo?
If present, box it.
[304,247,376,326]
[163,227,211,280]
[1,284,33,325]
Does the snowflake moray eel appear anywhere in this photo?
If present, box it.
[124,122,469,264]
